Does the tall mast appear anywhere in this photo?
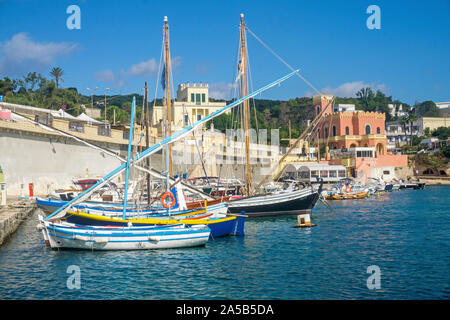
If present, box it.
[239,13,251,196]
[163,16,173,177]
[144,81,151,204]
[122,96,136,220]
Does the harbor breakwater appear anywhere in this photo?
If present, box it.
[0,198,36,247]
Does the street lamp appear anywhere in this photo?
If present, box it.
[104,88,110,124]
[86,87,98,110]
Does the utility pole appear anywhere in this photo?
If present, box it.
[86,87,98,110]
[104,88,110,124]
[289,119,292,148]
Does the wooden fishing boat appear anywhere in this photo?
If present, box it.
[36,193,238,238]
[35,196,228,216]
[37,215,210,250]
[54,210,244,238]
[228,186,321,217]
[325,191,369,200]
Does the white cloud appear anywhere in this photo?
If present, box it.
[305,81,390,98]
[0,32,78,74]
[93,69,116,82]
[124,58,157,77]
[209,82,238,100]
[171,56,182,69]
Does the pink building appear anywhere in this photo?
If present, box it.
[311,94,408,182]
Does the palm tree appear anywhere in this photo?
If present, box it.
[408,113,418,146]
[399,117,408,148]
[49,67,64,88]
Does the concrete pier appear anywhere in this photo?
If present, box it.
[0,198,36,247]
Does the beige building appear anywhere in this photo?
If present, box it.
[152,82,228,132]
[414,117,450,135]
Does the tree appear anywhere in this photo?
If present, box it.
[432,127,450,140]
[49,67,64,88]
[0,77,15,95]
[441,145,450,158]
[415,101,439,117]
[399,117,409,147]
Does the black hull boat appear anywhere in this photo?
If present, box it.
[228,182,322,217]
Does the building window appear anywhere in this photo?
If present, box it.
[197,114,202,121]
[383,170,390,175]
[345,126,349,135]
[196,93,201,105]
[365,125,371,134]
[69,121,84,133]
[356,150,373,158]
[332,125,336,137]
[316,106,320,115]
[325,126,329,138]
[184,114,189,126]
[98,124,111,137]
[191,93,195,103]
[202,93,205,103]
[377,127,381,134]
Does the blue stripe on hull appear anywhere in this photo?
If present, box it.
[62,214,240,238]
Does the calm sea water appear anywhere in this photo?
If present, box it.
[0,186,449,300]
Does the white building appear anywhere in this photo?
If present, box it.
[333,104,355,113]
[281,163,347,183]
[385,121,419,150]
[435,102,450,109]
[388,103,408,118]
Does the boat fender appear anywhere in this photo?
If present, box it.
[94,237,109,244]
[345,186,351,193]
[161,191,176,209]
[74,235,89,241]
[148,236,160,242]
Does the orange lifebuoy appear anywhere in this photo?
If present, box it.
[345,186,351,193]
[161,191,176,209]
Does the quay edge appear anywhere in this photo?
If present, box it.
[0,198,36,247]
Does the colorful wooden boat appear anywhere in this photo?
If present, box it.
[54,209,244,238]
[325,191,369,200]
[37,215,210,250]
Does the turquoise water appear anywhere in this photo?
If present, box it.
[0,186,449,299]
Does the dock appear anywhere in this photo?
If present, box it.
[0,198,36,247]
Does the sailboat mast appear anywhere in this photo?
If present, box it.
[164,16,173,177]
[122,96,136,219]
[144,81,151,204]
[240,13,252,196]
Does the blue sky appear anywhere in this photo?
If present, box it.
[0,0,449,104]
